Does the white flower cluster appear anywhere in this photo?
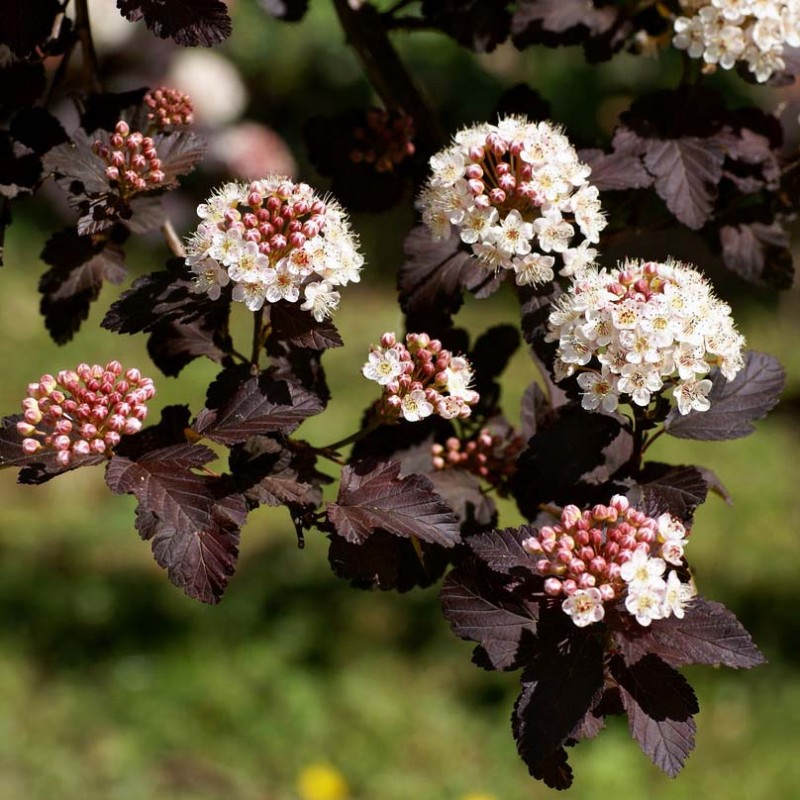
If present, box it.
[186,178,363,320]
[546,258,745,415]
[362,332,479,424]
[523,496,697,628]
[673,0,800,83]
[417,116,606,286]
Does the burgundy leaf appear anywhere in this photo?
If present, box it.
[102,259,219,334]
[511,404,627,518]
[328,459,461,547]
[152,130,206,187]
[421,0,512,54]
[465,525,538,576]
[427,469,497,533]
[193,369,324,445]
[642,137,724,230]
[512,627,604,782]
[44,128,111,197]
[229,435,324,508]
[0,0,63,56]
[579,146,653,192]
[631,463,708,523]
[113,405,193,459]
[328,528,451,592]
[105,443,247,604]
[268,301,343,350]
[80,89,149,136]
[39,228,127,345]
[441,560,540,671]
[611,655,698,778]
[147,316,228,378]
[612,596,766,670]
[719,222,794,291]
[10,108,68,156]
[398,225,504,334]
[116,0,232,46]
[512,0,617,43]
[664,351,784,440]
[0,414,104,484]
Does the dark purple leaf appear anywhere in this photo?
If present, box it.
[0,0,62,56]
[152,130,206,187]
[259,0,309,22]
[665,351,784,440]
[102,259,219,334]
[719,222,794,291]
[268,301,343,350]
[147,314,228,378]
[494,83,551,121]
[465,525,538,576]
[116,0,232,46]
[421,0,511,53]
[0,414,104,484]
[519,381,553,441]
[0,61,46,113]
[328,459,461,547]
[193,368,324,445]
[631,463,709,523]
[441,559,540,671]
[114,405,192,460]
[229,435,325,509]
[44,128,112,198]
[0,134,41,199]
[513,626,604,783]
[398,225,504,335]
[611,655,697,777]
[328,528,451,592]
[470,324,520,414]
[79,89,149,136]
[39,228,127,344]
[612,596,766,670]
[105,443,247,603]
[511,404,628,518]
[642,137,725,230]
[427,469,497,533]
[579,145,653,192]
[10,108,68,156]
[511,0,618,51]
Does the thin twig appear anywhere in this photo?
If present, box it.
[161,219,186,258]
[331,0,443,153]
[74,0,101,93]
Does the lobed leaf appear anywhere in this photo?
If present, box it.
[512,624,604,785]
[719,222,794,291]
[612,596,766,670]
[268,302,343,350]
[421,0,511,54]
[611,654,698,778]
[465,525,538,577]
[441,559,540,671]
[664,351,784,440]
[105,442,247,604]
[116,0,232,46]
[39,227,127,344]
[328,529,452,592]
[631,463,709,523]
[193,368,324,445]
[328,459,461,547]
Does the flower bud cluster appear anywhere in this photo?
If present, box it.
[522,495,696,628]
[432,428,523,484]
[92,120,165,193]
[144,86,194,129]
[186,178,363,319]
[362,332,479,424]
[673,0,800,83]
[16,361,155,467]
[417,115,605,285]
[547,258,745,415]
[349,110,416,173]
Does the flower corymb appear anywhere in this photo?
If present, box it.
[16,362,155,467]
[673,0,800,83]
[186,178,363,319]
[522,495,697,628]
[417,115,606,285]
[546,258,745,415]
[362,332,479,423]
[144,86,194,129]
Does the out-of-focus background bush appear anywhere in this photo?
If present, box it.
[1,1,799,798]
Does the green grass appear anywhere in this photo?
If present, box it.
[0,212,798,800]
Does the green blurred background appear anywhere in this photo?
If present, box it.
[1,1,799,798]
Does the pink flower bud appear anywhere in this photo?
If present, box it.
[544,578,562,596]
[105,166,120,181]
[123,418,143,435]
[489,188,506,204]
[22,438,41,454]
